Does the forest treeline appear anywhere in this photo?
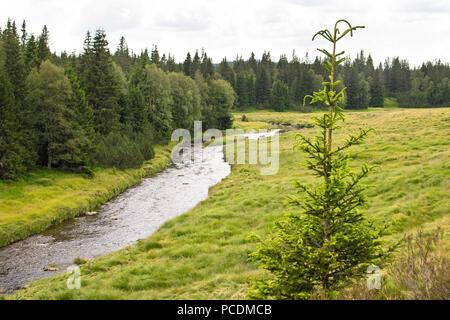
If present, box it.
[1,20,449,179]
[0,20,234,179]
[215,50,450,111]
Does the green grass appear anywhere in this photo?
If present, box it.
[6,108,450,300]
[0,144,174,247]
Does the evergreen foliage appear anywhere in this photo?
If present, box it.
[270,80,290,111]
[217,58,236,87]
[369,69,384,107]
[0,53,27,179]
[25,60,90,169]
[249,20,389,300]
[81,29,121,136]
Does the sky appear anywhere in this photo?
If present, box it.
[1,0,449,67]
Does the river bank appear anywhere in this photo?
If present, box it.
[0,144,231,293]
[0,144,174,248]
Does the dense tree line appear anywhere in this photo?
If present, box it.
[213,50,449,110]
[1,19,449,180]
[0,20,234,180]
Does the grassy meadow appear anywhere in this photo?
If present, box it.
[0,144,174,247]
[7,107,449,300]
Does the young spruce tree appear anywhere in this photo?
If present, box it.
[249,20,388,300]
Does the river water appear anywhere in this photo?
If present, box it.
[0,130,280,294]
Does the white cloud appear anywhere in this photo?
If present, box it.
[0,0,448,66]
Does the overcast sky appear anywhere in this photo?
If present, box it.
[1,0,449,66]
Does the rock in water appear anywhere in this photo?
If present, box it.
[44,264,59,272]
[110,216,118,221]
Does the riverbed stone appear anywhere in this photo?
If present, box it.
[44,264,59,272]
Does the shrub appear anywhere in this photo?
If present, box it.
[93,132,144,169]
[339,228,449,300]
[389,228,449,300]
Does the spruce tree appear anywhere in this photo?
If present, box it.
[24,34,39,72]
[0,59,27,179]
[64,62,95,147]
[299,69,315,103]
[276,55,289,83]
[200,51,214,79]
[255,69,270,105]
[235,72,250,109]
[192,50,201,77]
[150,45,160,66]
[126,84,147,133]
[80,29,121,135]
[233,55,246,73]
[217,58,235,87]
[140,48,151,67]
[20,20,27,48]
[2,19,26,104]
[249,20,388,300]
[183,52,192,77]
[37,25,51,63]
[366,54,375,78]
[246,71,256,106]
[167,54,177,72]
[270,80,290,111]
[357,75,370,109]
[114,36,131,73]
[369,69,384,107]
[247,52,258,74]
[345,65,360,109]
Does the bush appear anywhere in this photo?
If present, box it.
[339,228,450,300]
[93,132,145,169]
[132,129,155,161]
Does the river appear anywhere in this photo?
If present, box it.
[0,130,279,294]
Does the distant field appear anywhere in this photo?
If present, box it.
[7,108,450,300]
